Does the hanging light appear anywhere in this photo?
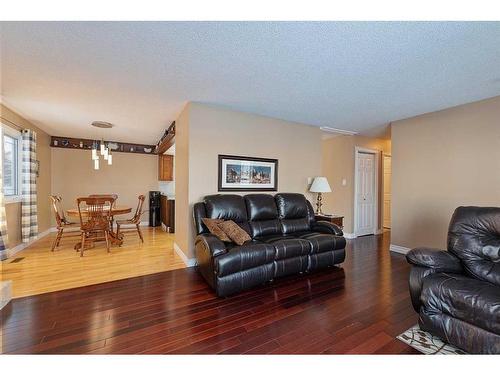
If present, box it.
[100,139,106,155]
[91,121,115,170]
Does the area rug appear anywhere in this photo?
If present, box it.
[397,325,466,354]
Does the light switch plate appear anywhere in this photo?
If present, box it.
[342,178,347,186]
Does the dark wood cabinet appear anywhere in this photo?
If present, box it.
[315,214,344,229]
[158,154,174,181]
[160,195,175,233]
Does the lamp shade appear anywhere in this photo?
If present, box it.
[309,177,331,193]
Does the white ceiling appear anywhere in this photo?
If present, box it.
[1,22,500,144]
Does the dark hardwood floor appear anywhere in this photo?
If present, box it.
[1,232,419,354]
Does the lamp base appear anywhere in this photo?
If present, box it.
[315,193,324,215]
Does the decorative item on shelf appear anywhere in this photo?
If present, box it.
[218,154,278,192]
[107,142,119,151]
[309,176,332,215]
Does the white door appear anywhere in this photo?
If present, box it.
[356,152,376,236]
[383,155,391,229]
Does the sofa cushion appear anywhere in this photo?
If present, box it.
[447,206,500,286]
[245,194,279,220]
[280,218,310,234]
[267,238,311,260]
[275,193,310,219]
[300,233,346,253]
[201,218,231,242]
[205,194,248,223]
[421,273,500,335]
[218,220,252,246]
[215,242,275,277]
[254,234,297,243]
[245,194,281,238]
[249,219,281,238]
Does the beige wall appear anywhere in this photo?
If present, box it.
[1,104,52,249]
[174,103,190,255]
[321,135,390,234]
[175,102,322,258]
[392,95,500,249]
[51,148,158,222]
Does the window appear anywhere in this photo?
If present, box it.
[2,128,21,199]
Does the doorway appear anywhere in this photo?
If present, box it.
[354,147,379,237]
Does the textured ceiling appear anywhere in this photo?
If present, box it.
[1,21,500,143]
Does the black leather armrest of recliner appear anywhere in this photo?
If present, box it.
[195,234,228,291]
[406,247,463,273]
[406,247,463,312]
[195,233,227,257]
[311,221,343,236]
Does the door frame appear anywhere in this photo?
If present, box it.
[353,147,380,237]
[382,153,392,229]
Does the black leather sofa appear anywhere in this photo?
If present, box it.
[193,193,346,297]
[406,206,500,354]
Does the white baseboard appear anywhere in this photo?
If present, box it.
[343,232,357,239]
[7,228,52,258]
[390,244,411,255]
[173,242,197,267]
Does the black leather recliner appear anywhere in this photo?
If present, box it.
[193,193,346,297]
[406,206,500,354]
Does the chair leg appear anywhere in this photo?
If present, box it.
[80,232,86,257]
[116,223,121,239]
[51,229,62,251]
[104,231,110,253]
[137,224,144,243]
[56,228,64,247]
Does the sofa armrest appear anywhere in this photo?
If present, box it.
[311,221,343,236]
[406,247,463,273]
[195,233,228,257]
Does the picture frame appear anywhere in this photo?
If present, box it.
[218,154,278,192]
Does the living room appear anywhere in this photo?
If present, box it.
[1,2,499,373]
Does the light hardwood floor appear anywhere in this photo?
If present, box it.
[1,227,186,298]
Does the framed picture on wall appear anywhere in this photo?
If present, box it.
[218,155,278,192]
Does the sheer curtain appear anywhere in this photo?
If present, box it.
[0,127,9,260]
[21,129,38,243]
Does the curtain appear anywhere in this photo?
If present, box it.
[0,127,9,260]
[21,129,38,243]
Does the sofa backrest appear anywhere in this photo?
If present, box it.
[275,193,314,234]
[448,206,500,286]
[204,194,251,234]
[245,194,281,238]
[193,192,315,238]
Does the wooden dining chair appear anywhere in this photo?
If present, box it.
[77,196,115,257]
[89,194,118,229]
[50,195,80,251]
[116,195,146,243]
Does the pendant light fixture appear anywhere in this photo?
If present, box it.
[91,121,114,170]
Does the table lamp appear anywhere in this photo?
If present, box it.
[309,177,331,215]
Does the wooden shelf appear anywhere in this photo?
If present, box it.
[50,136,156,155]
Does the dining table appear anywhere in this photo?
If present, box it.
[66,206,132,250]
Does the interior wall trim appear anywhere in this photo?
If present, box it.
[173,242,196,267]
[389,244,411,255]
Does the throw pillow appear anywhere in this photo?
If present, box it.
[202,218,231,242]
[218,220,251,246]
